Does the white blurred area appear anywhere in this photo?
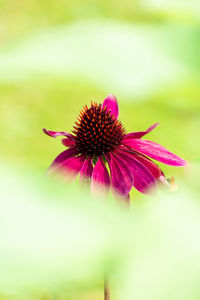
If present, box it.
[142,0,200,19]
[1,163,200,299]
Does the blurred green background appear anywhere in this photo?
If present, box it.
[0,0,199,299]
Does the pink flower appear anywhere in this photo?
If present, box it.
[43,94,186,200]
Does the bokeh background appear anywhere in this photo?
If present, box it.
[0,0,200,299]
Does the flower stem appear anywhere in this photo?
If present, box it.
[104,276,110,300]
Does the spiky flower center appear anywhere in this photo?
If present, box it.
[73,102,126,157]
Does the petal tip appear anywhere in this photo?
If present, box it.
[43,128,54,137]
[146,122,160,132]
[106,93,117,101]
[179,159,187,167]
[91,157,110,197]
[43,129,71,138]
[173,157,187,167]
[102,94,119,118]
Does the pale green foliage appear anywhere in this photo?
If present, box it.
[142,0,200,20]
[0,22,189,98]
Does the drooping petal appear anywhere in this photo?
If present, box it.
[106,153,133,197]
[122,139,186,166]
[43,128,74,139]
[80,157,93,182]
[119,147,179,193]
[62,138,76,147]
[102,94,119,118]
[57,155,86,178]
[47,147,77,173]
[123,123,159,140]
[91,157,110,195]
[116,149,157,195]
[121,147,162,179]
[134,155,163,179]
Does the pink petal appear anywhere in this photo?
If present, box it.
[121,147,162,179]
[80,157,93,182]
[106,153,133,197]
[102,94,119,118]
[47,147,77,173]
[57,155,86,178]
[117,149,157,195]
[122,139,186,166]
[134,156,162,179]
[62,138,76,147]
[123,123,159,140]
[91,157,110,194]
[43,129,74,139]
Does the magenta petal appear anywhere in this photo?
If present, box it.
[91,157,110,193]
[123,123,159,140]
[58,155,86,177]
[80,158,93,182]
[62,138,75,147]
[134,155,162,179]
[43,129,74,139]
[122,139,186,166]
[47,147,77,173]
[102,94,119,118]
[121,147,162,179]
[117,149,157,195]
[106,153,133,197]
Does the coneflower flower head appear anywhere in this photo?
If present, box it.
[73,101,125,157]
[43,95,186,200]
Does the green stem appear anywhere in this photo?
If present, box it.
[104,276,110,300]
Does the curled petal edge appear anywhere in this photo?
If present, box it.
[43,128,75,140]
